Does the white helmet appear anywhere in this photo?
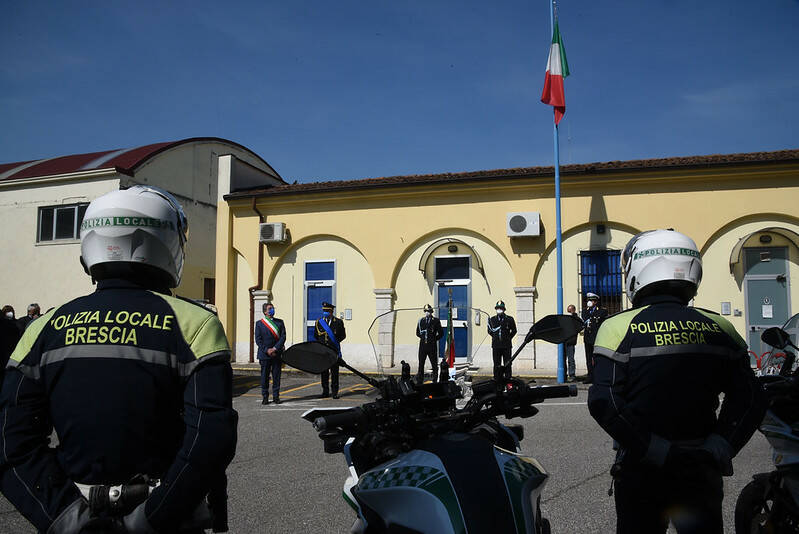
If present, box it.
[621,229,702,305]
[80,185,188,288]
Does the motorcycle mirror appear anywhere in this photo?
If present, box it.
[761,327,792,350]
[528,314,584,344]
[504,314,585,373]
[281,341,339,374]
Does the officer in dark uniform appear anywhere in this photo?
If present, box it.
[314,301,346,399]
[487,300,517,381]
[581,292,607,383]
[0,186,238,533]
[587,229,766,534]
[255,302,286,405]
[416,304,444,384]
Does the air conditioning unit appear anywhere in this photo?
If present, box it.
[506,212,541,237]
[259,222,287,243]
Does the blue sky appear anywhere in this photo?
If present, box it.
[2,1,797,183]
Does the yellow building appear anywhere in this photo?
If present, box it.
[217,149,799,375]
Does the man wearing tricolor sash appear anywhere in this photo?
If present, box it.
[255,302,286,405]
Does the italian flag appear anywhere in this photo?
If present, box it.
[445,302,455,369]
[540,21,570,125]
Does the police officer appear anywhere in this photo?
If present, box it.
[587,229,766,534]
[487,300,517,381]
[0,186,238,533]
[255,302,286,405]
[314,301,346,399]
[581,292,607,384]
[416,304,443,384]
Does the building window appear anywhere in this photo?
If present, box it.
[579,250,623,315]
[37,204,89,242]
[305,260,335,341]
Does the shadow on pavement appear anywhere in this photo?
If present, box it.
[233,375,261,398]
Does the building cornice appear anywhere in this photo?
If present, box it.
[225,162,798,213]
[224,149,799,203]
[0,168,119,188]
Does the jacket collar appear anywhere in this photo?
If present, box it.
[635,293,686,308]
[96,278,171,295]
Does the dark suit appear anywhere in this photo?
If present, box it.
[314,315,346,396]
[416,315,443,383]
[582,305,608,381]
[487,313,517,381]
[255,316,286,400]
[562,312,579,379]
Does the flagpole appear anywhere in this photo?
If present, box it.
[550,0,565,384]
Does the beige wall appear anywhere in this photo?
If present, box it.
[0,175,120,312]
[263,237,376,366]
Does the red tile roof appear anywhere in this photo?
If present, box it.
[0,137,283,182]
[226,148,799,199]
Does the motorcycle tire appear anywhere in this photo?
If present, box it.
[734,478,797,534]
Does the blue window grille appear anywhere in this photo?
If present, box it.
[579,250,624,315]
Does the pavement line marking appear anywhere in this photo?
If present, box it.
[278,382,321,395]
[540,402,586,406]
[337,383,368,393]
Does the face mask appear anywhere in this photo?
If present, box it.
[425,311,432,318]
[587,301,595,308]
[5,312,13,319]
[496,309,504,315]
[322,311,331,318]
[267,308,275,317]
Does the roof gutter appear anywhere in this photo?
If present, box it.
[248,198,265,364]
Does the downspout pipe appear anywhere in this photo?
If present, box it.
[249,198,265,363]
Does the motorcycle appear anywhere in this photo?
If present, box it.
[281,313,582,534]
[735,313,799,533]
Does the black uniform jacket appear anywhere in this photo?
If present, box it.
[581,305,609,344]
[416,316,443,346]
[587,294,766,465]
[314,316,346,353]
[487,314,517,349]
[0,279,238,533]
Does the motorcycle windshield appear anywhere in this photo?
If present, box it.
[366,306,493,379]
[783,312,799,349]
[759,312,799,376]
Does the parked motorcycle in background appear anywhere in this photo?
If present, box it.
[282,314,583,534]
[735,312,799,533]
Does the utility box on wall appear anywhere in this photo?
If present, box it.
[506,212,541,237]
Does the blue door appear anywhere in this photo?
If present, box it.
[305,261,335,341]
[438,284,469,359]
[306,285,333,341]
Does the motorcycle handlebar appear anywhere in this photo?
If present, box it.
[522,384,578,401]
[313,407,366,433]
